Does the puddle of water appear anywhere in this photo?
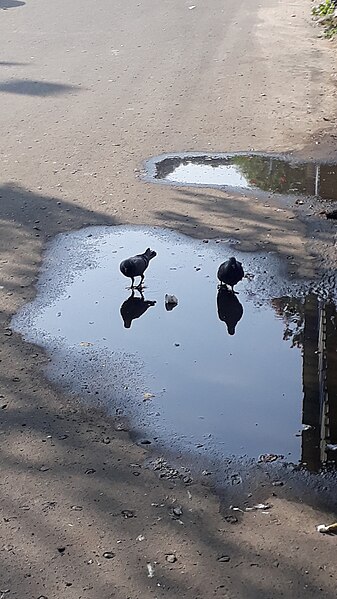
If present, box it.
[144,152,337,200]
[12,227,337,472]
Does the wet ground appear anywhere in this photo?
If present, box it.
[144,152,337,200]
[12,226,337,483]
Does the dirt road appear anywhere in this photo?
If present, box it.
[1,0,337,596]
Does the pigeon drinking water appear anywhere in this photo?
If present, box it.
[120,248,157,288]
[217,257,244,292]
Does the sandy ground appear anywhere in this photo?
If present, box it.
[1,0,337,596]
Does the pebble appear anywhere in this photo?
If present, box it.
[166,554,177,563]
[218,555,230,563]
[103,551,115,559]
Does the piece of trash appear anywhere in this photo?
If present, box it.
[39,465,50,472]
[258,453,282,463]
[166,553,177,563]
[4,328,12,337]
[317,523,337,534]
[217,555,230,562]
[202,469,211,476]
[102,436,110,444]
[57,547,66,554]
[231,473,242,485]
[326,443,337,451]
[245,503,272,512]
[85,468,96,475]
[143,392,155,401]
[302,424,312,431]
[80,341,93,347]
[103,551,115,559]
[136,534,145,541]
[71,505,83,511]
[229,505,244,513]
[188,4,196,8]
[122,509,135,518]
[165,294,178,311]
[187,490,192,500]
[272,481,284,487]
[147,562,155,578]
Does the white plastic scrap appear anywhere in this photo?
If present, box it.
[147,563,155,578]
[326,444,337,451]
[317,523,337,534]
[245,503,272,512]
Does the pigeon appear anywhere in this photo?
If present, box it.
[120,248,157,288]
[217,286,243,335]
[217,257,244,292]
[120,290,156,329]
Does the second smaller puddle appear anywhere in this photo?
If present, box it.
[144,152,337,200]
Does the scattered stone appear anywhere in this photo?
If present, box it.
[103,551,115,559]
[326,210,337,220]
[171,506,183,519]
[85,468,96,475]
[225,515,238,524]
[122,509,135,518]
[166,553,177,563]
[102,437,110,444]
[39,466,50,472]
[258,453,282,463]
[71,505,83,511]
[217,555,230,563]
[57,547,66,554]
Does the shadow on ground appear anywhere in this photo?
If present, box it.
[0,0,25,8]
[0,79,81,96]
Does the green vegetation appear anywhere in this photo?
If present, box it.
[312,0,337,38]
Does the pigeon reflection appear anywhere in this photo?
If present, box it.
[120,289,156,329]
[217,286,244,335]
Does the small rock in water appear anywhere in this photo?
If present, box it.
[165,294,178,311]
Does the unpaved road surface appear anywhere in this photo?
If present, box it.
[1,0,337,597]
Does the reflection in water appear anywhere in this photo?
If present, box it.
[147,152,337,201]
[120,290,156,329]
[273,294,337,472]
[11,227,337,471]
[217,286,244,335]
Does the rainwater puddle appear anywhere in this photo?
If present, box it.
[144,152,337,200]
[12,227,337,472]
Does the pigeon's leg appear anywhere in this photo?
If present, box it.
[136,274,145,290]
[130,276,135,289]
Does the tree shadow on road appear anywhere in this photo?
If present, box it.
[0,79,81,96]
[0,0,25,8]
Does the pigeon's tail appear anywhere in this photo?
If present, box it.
[120,262,128,276]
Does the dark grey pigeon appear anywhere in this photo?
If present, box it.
[217,257,244,292]
[120,248,157,288]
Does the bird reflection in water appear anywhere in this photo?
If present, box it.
[120,289,156,329]
[217,286,244,335]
